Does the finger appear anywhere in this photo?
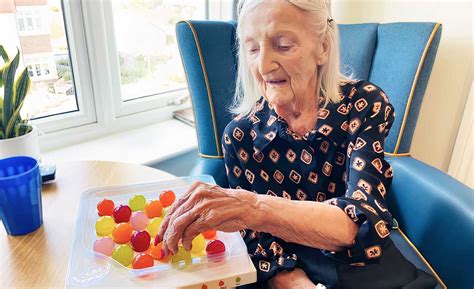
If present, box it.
[181,215,209,251]
[161,185,213,255]
[162,185,227,254]
[167,184,224,232]
[164,188,204,239]
[181,198,240,250]
[164,209,197,254]
[164,189,219,250]
[159,181,201,235]
[158,181,206,239]
[162,241,169,257]
[164,192,218,253]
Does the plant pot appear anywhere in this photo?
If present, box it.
[0,126,41,160]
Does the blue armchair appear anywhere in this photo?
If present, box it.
[176,21,473,289]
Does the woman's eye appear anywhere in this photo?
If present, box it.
[277,45,292,51]
[249,48,260,54]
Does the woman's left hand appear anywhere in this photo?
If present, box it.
[157,181,257,255]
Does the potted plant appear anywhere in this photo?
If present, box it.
[0,45,40,160]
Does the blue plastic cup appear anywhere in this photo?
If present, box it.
[0,156,43,236]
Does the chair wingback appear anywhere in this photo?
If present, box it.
[368,23,442,154]
[176,20,237,159]
[338,23,379,80]
[338,23,442,153]
[176,21,442,185]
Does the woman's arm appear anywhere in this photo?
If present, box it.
[157,182,356,254]
[249,194,358,252]
[219,117,357,251]
[157,117,356,254]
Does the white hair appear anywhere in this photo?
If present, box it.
[231,0,354,116]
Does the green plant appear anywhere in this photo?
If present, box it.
[0,45,32,139]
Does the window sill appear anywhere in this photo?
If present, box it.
[42,119,198,166]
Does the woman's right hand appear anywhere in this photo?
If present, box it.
[157,181,259,255]
[267,268,318,289]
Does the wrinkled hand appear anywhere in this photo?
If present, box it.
[157,181,257,255]
[268,268,317,289]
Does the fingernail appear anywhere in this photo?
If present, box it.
[154,235,161,246]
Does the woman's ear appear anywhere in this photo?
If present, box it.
[317,35,330,65]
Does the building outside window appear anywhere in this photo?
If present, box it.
[0,0,231,151]
[35,63,41,76]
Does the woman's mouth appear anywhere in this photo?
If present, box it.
[266,79,288,87]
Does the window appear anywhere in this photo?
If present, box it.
[16,8,45,34]
[0,0,82,121]
[35,64,41,76]
[27,65,34,77]
[26,17,33,31]
[44,63,50,75]
[0,0,231,151]
[111,1,206,102]
[35,16,42,31]
[18,18,25,31]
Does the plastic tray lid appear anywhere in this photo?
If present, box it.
[66,175,251,288]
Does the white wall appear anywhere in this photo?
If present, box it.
[448,82,473,188]
[332,0,473,173]
[0,13,23,63]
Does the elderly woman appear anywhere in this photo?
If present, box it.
[159,0,438,288]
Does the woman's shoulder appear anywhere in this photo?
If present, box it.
[223,112,254,137]
[223,97,268,136]
[340,80,391,105]
[222,113,260,152]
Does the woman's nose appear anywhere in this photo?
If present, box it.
[258,47,279,76]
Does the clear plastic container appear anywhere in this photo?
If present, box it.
[66,175,256,288]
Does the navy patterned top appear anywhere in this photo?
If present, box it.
[222,80,396,283]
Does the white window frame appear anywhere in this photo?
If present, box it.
[79,0,191,124]
[33,0,231,152]
[100,0,198,117]
[31,0,97,135]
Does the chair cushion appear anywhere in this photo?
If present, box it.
[190,157,229,187]
[391,229,445,289]
[387,156,473,289]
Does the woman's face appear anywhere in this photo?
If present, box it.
[241,0,328,114]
